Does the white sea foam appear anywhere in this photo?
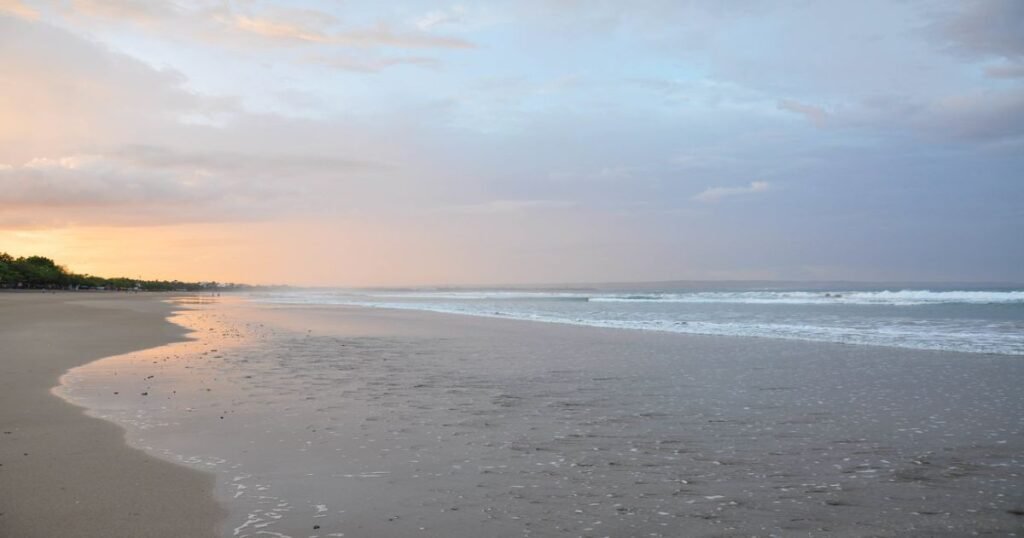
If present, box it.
[249,289,1024,355]
[364,290,591,301]
[586,290,1024,306]
[266,289,1024,306]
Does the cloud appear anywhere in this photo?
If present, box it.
[0,16,231,161]
[0,153,215,207]
[628,78,688,103]
[777,99,828,127]
[850,90,1024,142]
[931,0,1024,59]
[110,145,372,175]
[313,54,441,73]
[231,14,331,43]
[416,8,465,31]
[52,1,477,50]
[0,0,38,19]
[0,144,384,228]
[0,17,398,227]
[68,0,180,24]
[693,181,770,203]
[227,15,475,49]
[440,199,577,215]
[0,149,317,207]
[671,152,740,171]
[985,61,1024,78]
[924,91,1024,140]
[332,24,476,49]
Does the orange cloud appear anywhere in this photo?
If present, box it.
[232,15,331,43]
[229,15,475,49]
[777,99,828,127]
[0,0,38,20]
[69,0,177,24]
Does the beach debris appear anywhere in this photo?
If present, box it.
[141,392,149,396]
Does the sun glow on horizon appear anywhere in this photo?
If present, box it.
[1,2,1022,284]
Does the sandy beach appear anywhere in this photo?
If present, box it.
[0,292,224,538]
[46,295,1024,537]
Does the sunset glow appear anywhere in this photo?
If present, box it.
[2,1,1022,285]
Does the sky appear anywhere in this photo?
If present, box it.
[0,0,1022,286]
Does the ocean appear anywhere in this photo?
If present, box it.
[251,284,1024,355]
[56,293,1024,536]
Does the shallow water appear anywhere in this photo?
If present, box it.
[58,297,1024,537]
[250,287,1024,356]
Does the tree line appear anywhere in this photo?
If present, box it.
[0,252,247,291]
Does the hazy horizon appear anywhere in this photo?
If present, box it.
[260,278,1024,292]
[2,1,1022,286]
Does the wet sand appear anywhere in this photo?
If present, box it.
[58,298,1024,537]
[0,292,225,538]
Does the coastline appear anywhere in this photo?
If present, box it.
[7,292,1023,536]
[0,292,225,538]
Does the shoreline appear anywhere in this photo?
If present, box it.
[0,292,225,538]
[58,297,1024,536]
[248,288,1024,356]
[280,302,1024,356]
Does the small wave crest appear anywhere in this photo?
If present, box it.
[588,290,1024,306]
[259,289,1024,306]
[247,289,1024,355]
